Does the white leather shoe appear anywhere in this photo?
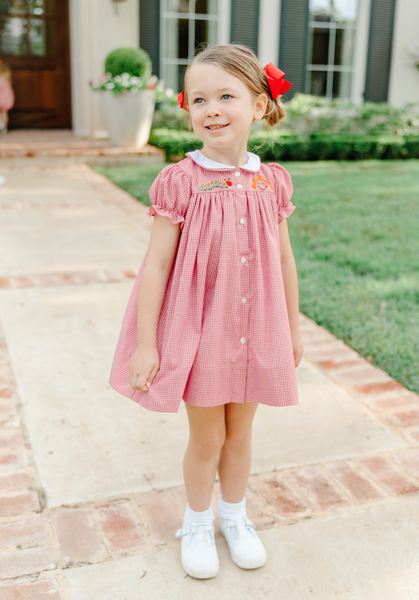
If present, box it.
[219,516,267,569]
[175,523,220,579]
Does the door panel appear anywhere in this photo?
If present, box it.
[0,0,71,128]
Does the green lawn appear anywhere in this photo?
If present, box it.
[94,160,419,394]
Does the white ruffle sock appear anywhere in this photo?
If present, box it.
[217,494,247,519]
[217,495,251,540]
[184,503,215,546]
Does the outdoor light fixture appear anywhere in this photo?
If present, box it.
[111,0,128,15]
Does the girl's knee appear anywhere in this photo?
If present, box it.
[223,426,252,451]
[190,428,226,459]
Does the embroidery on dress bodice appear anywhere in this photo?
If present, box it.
[251,176,274,191]
[198,178,233,191]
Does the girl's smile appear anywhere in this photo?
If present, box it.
[206,123,230,132]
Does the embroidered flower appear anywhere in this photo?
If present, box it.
[199,178,232,191]
[251,176,274,191]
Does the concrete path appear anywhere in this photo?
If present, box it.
[0,161,418,599]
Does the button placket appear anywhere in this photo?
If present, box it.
[237,191,249,349]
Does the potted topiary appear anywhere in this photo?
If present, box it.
[91,47,159,147]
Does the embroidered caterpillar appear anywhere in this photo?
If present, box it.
[199,179,233,191]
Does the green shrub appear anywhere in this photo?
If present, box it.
[152,89,189,129]
[148,128,419,162]
[282,94,419,137]
[104,47,152,80]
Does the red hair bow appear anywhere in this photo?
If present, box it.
[264,63,292,98]
[177,90,189,111]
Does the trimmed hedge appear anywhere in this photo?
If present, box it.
[148,128,419,162]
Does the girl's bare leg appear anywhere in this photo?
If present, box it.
[183,403,226,511]
[217,402,259,503]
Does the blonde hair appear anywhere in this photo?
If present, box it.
[183,43,287,129]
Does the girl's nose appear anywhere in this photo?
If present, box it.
[206,103,222,117]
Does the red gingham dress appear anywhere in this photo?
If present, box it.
[109,149,299,413]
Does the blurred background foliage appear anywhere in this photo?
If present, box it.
[152,91,419,137]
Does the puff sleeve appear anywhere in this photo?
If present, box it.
[146,163,190,231]
[267,163,296,224]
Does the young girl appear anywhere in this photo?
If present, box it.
[109,43,303,579]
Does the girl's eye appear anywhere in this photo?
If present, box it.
[194,98,204,104]
[222,94,232,100]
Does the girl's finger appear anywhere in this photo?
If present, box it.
[132,373,140,390]
[145,363,159,390]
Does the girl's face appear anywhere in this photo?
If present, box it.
[186,63,267,152]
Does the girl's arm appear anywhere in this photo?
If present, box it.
[130,214,181,392]
[137,213,181,345]
[278,219,304,367]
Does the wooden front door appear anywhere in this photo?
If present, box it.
[0,0,71,128]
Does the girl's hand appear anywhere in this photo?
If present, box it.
[291,331,304,368]
[129,343,160,392]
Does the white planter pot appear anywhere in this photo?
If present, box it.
[99,89,156,147]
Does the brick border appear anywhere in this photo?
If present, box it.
[298,313,419,444]
[0,269,137,291]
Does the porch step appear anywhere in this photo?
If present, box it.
[0,129,165,161]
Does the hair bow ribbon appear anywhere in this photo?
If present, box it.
[263,63,292,98]
[177,90,188,111]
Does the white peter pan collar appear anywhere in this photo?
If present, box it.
[186,149,261,172]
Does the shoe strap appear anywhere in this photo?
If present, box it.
[220,517,256,532]
[175,523,215,538]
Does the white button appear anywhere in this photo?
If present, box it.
[241,257,246,264]
[240,218,245,224]
[235,171,240,177]
[240,337,246,344]
[242,297,247,304]
[237,184,242,189]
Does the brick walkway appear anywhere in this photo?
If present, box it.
[0,162,418,598]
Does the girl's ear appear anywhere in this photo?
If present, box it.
[254,93,268,121]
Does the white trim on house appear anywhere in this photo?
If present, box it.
[258,0,281,68]
[388,0,419,106]
[219,0,231,46]
[352,0,371,105]
[304,5,359,100]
